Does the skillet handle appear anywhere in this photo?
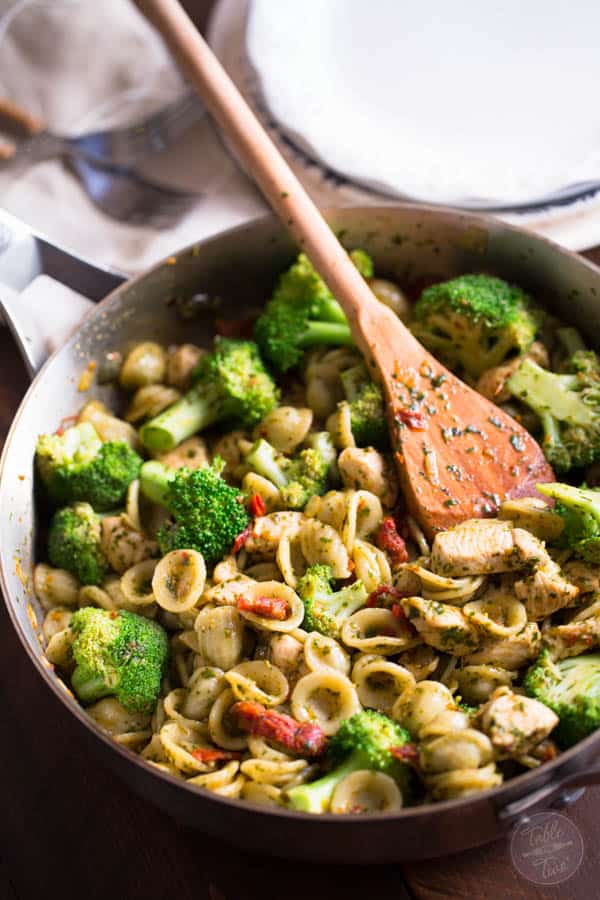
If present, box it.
[0,209,124,378]
[498,763,600,825]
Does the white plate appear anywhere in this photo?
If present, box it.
[246,0,600,209]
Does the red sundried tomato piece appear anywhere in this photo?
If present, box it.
[390,743,420,769]
[366,585,406,608]
[231,527,250,554]
[191,748,241,763]
[237,595,290,621]
[231,701,327,757]
[249,493,267,517]
[377,517,409,566]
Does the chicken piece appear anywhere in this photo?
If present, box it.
[158,436,209,471]
[245,512,304,555]
[479,687,558,756]
[268,633,306,683]
[100,516,158,574]
[401,596,480,656]
[542,615,600,660]
[476,342,549,404]
[562,559,600,596]
[464,622,541,669]
[431,520,548,577]
[337,447,399,508]
[514,560,579,620]
[203,574,255,607]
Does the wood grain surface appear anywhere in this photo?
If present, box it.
[2,3,600,898]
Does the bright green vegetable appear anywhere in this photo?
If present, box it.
[70,607,168,713]
[340,364,388,449]
[523,649,600,747]
[412,274,538,379]
[253,250,373,371]
[245,438,331,510]
[36,421,142,510]
[139,338,279,452]
[508,350,600,472]
[537,482,600,562]
[139,457,249,565]
[297,564,368,638]
[48,502,107,586]
[285,710,413,813]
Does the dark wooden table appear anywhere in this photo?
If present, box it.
[3,3,600,897]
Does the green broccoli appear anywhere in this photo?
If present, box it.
[244,438,331,510]
[253,250,372,371]
[523,649,600,747]
[36,421,142,510]
[412,274,538,379]
[70,607,168,713]
[537,482,600,562]
[285,710,413,813]
[508,350,600,472]
[48,502,107,585]
[139,457,249,565]
[340,364,388,449]
[139,338,279,452]
[298,564,368,638]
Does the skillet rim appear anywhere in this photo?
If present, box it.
[2,201,600,828]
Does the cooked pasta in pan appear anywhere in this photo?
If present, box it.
[33,254,600,815]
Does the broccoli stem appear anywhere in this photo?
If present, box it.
[139,460,176,507]
[245,439,288,488]
[139,382,221,452]
[71,668,112,704]
[315,297,349,324]
[285,753,361,813]
[300,321,354,349]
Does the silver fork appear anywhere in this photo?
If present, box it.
[1,91,205,169]
[67,156,199,228]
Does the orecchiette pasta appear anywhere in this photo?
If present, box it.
[35,323,590,816]
[152,549,207,613]
[330,770,403,814]
[291,671,360,735]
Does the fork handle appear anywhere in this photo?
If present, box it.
[134,0,403,360]
[0,98,46,136]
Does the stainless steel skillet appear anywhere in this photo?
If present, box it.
[1,203,600,864]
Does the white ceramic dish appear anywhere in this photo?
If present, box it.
[245,0,600,210]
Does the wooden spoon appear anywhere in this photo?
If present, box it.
[134,0,554,536]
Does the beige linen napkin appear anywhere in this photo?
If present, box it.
[0,0,266,276]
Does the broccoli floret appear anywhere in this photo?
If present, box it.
[297,564,368,638]
[412,274,538,379]
[508,351,600,472]
[340,364,388,449]
[254,250,372,371]
[285,710,413,813]
[139,457,249,565]
[48,502,107,585]
[36,421,142,510]
[139,338,279,452]
[245,438,331,510]
[537,482,600,562]
[70,607,168,713]
[523,649,600,747]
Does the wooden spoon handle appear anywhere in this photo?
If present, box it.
[134,0,423,363]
